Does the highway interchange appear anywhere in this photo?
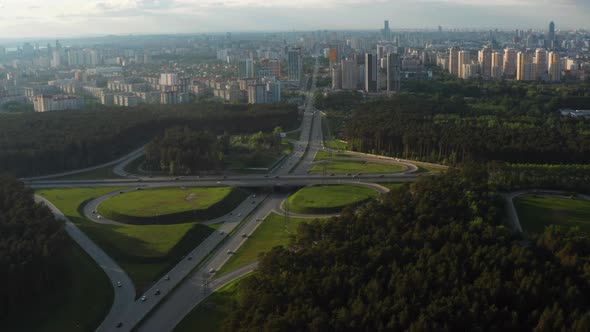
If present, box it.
[28,58,428,332]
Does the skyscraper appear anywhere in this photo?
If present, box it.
[386,53,401,92]
[449,46,460,77]
[548,21,556,47]
[364,53,378,92]
[382,20,391,41]
[288,48,303,84]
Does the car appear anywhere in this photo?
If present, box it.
[216,181,221,184]
[237,213,242,217]
[141,296,147,302]
[256,218,262,221]
[219,230,224,235]
[92,210,96,214]
[165,275,170,281]
[97,215,103,220]
[229,212,233,215]
[222,176,227,179]
[116,322,123,328]
[330,173,335,176]
[275,175,280,179]
[379,175,385,178]
[117,281,122,288]
[227,250,232,255]
[174,177,179,181]
[252,194,256,198]
[119,191,124,194]
[209,268,215,273]
[136,187,142,190]
[346,173,352,176]
[242,233,248,238]
[187,256,193,261]
[154,289,161,296]
[264,175,269,178]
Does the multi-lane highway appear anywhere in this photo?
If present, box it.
[30,56,430,332]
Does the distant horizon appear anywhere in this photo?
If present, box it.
[0,0,588,40]
[0,25,585,47]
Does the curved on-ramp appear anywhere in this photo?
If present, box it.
[34,195,135,332]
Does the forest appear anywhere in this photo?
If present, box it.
[0,175,66,320]
[313,86,590,165]
[222,168,590,331]
[145,127,223,174]
[0,103,297,177]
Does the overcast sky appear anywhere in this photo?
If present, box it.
[0,0,588,38]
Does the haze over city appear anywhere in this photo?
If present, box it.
[1,0,590,38]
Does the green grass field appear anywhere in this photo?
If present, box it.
[417,164,448,174]
[376,183,406,191]
[173,276,249,332]
[324,139,348,150]
[309,160,405,174]
[98,186,233,219]
[216,213,327,276]
[313,150,359,161]
[515,195,590,234]
[286,185,379,214]
[4,239,113,332]
[37,187,216,294]
[52,166,122,180]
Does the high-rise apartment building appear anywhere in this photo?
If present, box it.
[503,49,517,79]
[478,47,492,78]
[449,47,460,77]
[160,73,179,86]
[491,52,503,79]
[364,53,378,92]
[517,52,534,81]
[288,48,303,84]
[238,58,254,78]
[341,59,357,90]
[248,84,267,104]
[534,48,548,80]
[386,53,401,92]
[458,50,471,79]
[548,51,561,82]
[332,63,342,90]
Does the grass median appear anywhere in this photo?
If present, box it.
[308,160,405,174]
[216,213,329,276]
[515,194,590,234]
[37,187,221,294]
[286,184,379,215]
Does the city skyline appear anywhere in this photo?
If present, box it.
[0,0,589,39]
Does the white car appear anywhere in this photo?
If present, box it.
[141,296,147,302]
[97,215,103,220]
[227,250,232,255]
[117,281,122,288]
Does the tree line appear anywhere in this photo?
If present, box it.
[222,168,590,331]
[0,103,298,177]
[0,175,66,320]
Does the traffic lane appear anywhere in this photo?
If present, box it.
[137,197,282,332]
